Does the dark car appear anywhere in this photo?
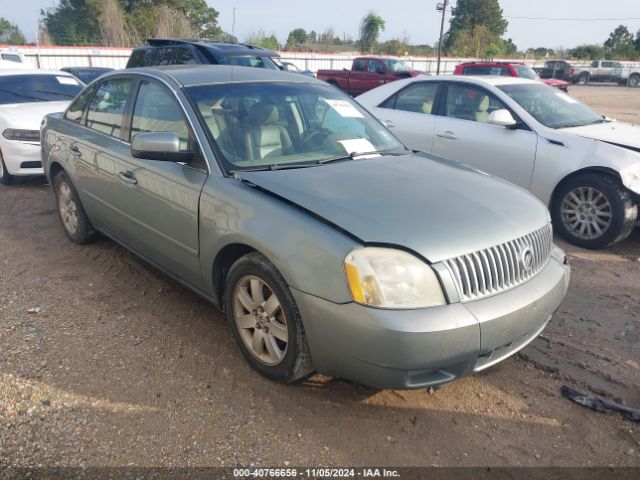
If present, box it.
[126,38,280,70]
[60,67,113,84]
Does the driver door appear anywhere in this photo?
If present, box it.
[431,82,538,190]
[109,79,208,287]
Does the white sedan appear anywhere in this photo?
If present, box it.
[357,76,640,249]
[0,69,83,185]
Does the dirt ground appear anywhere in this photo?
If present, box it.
[0,86,639,469]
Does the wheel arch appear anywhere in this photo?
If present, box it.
[211,243,258,309]
[48,161,65,182]
[550,166,622,208]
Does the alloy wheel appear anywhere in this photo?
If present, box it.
[560,186,612,240]
[58,182,79,235]
[233,275,288,366]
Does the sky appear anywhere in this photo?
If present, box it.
[9,0,640,51]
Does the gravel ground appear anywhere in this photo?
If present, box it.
[0,85,639,469]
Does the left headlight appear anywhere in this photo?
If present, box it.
[620,163,640,194]
[2,129,40,142]
[343,247,446,309]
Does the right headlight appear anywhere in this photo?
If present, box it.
[343,247,446,309]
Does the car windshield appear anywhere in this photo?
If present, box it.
[384,59,411,72]
[222,55,279,70]
[513,65,539,80]
[498,83,604,129]
[186,81,404,172]
[0,74,83,104]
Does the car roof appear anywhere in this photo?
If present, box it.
[412,74,538,87]
[459,62,524,66]
[144,38,279,57]
[121,65,323,87]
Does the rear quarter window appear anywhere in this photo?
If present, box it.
[64,84,98,123]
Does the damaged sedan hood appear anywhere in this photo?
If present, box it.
[561,121,640,150]
[238,153,550,262]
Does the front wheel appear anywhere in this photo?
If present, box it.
[0,152,14,185]
[551,174,637,249]
[224,252,313,383]
[629,74,640,88]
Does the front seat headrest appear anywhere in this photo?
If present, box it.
[248,103,279,126]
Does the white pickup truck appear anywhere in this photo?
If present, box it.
[613,65,640,88]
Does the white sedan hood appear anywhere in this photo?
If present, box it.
[561,121,640,150]
[0,101,70,130]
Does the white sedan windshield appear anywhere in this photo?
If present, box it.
[187,82,403,171]
[499,83,604,129]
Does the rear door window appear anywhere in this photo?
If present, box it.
[155,47,177,66]
[380,82,440,114]
[86,78,133,138]
[175,47,198,65]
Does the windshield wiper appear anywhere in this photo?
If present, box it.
[318,148,409,164]
[229,163,321,174]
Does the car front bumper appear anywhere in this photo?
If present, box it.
[0,140,44,176]
[293,250,570,389]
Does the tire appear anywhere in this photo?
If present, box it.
[551,174,637,249]
[53,170,95,244]
[629,74,640,88]
[0,152,14,186]
[578,73,590,85]
[224,252,313,383]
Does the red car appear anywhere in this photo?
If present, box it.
[454,62,570,92]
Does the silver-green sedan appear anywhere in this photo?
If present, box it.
[41,66,570,389]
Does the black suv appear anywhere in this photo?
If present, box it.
[126,39,280,70]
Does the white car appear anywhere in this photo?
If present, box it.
[358,76,640,249]
[0,69,83,185]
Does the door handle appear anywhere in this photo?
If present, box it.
[69,145,82,157]
[117,170,137,185]
[383,120,396,128]
[436,131,458,140]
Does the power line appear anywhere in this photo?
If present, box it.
[506,16,640,22]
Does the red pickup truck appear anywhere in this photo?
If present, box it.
[317,57,423,96]
[454,62,570,91]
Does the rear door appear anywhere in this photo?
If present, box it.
[431,82,538,190]
[369,81,442,153]
[108,78,208,287]
[73,76,135,230]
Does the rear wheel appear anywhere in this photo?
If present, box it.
[578,72,590,85]
[629,74,640,88]
[0,152,14,185]
[225,252,313,383]
[552,174,637,249]
[53,171,95,244]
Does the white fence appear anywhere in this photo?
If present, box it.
[3,44,640,75]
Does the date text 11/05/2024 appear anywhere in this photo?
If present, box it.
[233,468,401,478]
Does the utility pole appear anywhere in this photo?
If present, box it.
[232,7,237,40]
[436,0,449,75]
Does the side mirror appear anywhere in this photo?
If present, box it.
[488,109,517,127]
[131,132,193,162]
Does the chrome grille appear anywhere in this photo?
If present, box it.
[442,224,553,302]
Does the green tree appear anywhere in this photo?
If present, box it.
[570,44,605,60]
[0,17,26,45]
[604,25,637,59]
[379,39,410,56]
[42,0,102,45]
[245,30,280,50]
[285,28,307,50]
[444,0,508,51]
[359,11,385,53]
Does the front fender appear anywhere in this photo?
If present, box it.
[531,135,640,205]
[198,176,360,304]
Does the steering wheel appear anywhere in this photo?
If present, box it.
[302,128,332,149]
